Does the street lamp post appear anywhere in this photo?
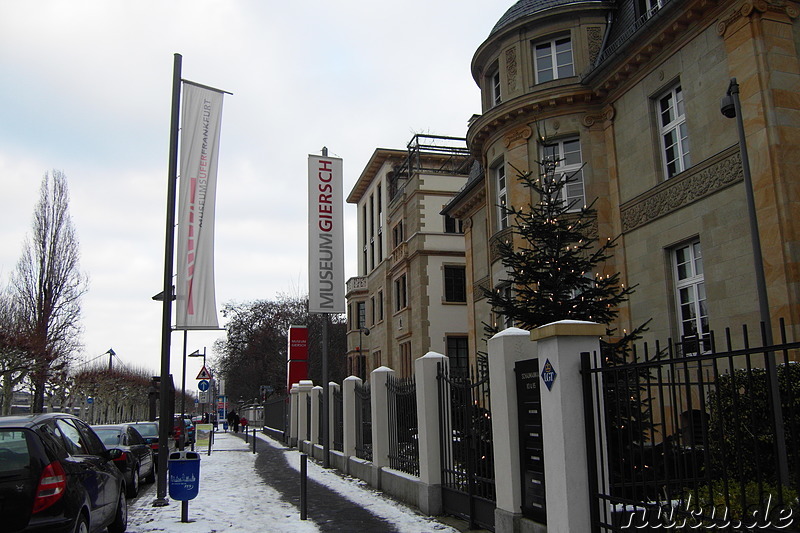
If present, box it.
[720,77,788,484]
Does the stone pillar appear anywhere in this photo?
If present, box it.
[288,383,299,447]
[342,375,361,458]
[533,320,604,533]
[310,385,322,445]
[296,380,314,445]
[414,351,447,515]
[370,366,394,469]
[327,381,340,450]
[487,327,536,532]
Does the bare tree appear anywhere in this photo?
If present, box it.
[10,170,88,413]
[0,290,32,415]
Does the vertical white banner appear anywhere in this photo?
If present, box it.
[176,82,224,329]
[308,154,345,314]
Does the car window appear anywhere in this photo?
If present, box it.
[0,430,32,473]
[133,423,158,438]
[56,419,87,455]
[73,419,107,455]
[37,422,68,460]
[128,427,144,445]
[94,428,123,447]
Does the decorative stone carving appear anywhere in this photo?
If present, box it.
[620,150,743,232]
[587,27,603,64]
[718,0,798,36]
[504,126,533,149]
[473,276,491,301]
[506,47,518,93]
[582,104,616,128]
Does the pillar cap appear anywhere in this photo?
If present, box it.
[530,320,605,341]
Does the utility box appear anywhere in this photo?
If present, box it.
[168,451,201,500]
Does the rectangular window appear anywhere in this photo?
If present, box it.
[491,71,501,106]
[496,164,508,230]
[673,240,708,354]
[394,274,407,312]
[393,222,404,249]
[377,185,383,263]
[640,0,664,18]
[541,137,585,211]
[377,290,384,321]
[400,342,412,378]
[534,37,574,83]
[444,214,464,234]
[447,336,469,373]
[495,284,514,330]
[370,296,375,325]
[362,204,368,273]
[659,84,690,178]
[444,266,467,303]
[357,301,366,329]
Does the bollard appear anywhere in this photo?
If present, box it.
[300,454,307,520]
[253,427,257,454]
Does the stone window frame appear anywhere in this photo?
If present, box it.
[657,83,691,179]
[540,135,586,212]
[532,34,574,84]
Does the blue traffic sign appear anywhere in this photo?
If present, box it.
[198,380,210,391]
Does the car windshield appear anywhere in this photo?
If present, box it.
[0,430,31,473]
[132,423,158,438]
[94,429,122,446]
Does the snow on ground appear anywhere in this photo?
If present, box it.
[256,433,459,533]
[127,431,459,533]
[127,432,319,533]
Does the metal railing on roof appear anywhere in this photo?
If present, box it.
[388,134,472,201]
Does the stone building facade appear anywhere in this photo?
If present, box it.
[444,0,800,362]
[345,135,472,378]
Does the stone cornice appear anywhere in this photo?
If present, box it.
[620,146,743,233]
[717,0,799,36]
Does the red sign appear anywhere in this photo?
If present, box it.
[288,325,308,361]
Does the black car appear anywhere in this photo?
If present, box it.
[129,421,167,467]
[92,424,155,497]
[0,412,127,533]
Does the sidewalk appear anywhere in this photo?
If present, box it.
[126,430,459,533]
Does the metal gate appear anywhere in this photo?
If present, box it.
[438,362,495,531]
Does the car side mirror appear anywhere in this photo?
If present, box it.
[105,448,124,461]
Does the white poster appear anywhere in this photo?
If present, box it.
[176,82,224,329]
[308,154,345,314]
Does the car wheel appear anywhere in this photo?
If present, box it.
[108,490,128,533]
[126,465,140,498]
[73,513,89,533]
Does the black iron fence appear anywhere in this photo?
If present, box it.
[387,375,419,476]
[355,381,372,461]
[264,394,288,433]
[583,321,800,532]
[333,385,343,452]
[438,362,495,531]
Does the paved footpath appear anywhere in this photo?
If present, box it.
[127,430,458,533]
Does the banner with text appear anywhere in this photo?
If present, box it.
[176,82,224,329]
[308,154,345,314]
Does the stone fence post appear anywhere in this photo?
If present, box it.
[327,381,340,450]
[296,380,314,445]
[288,383,299,447]
[310,385,322,445]
[342,375,361,458]
[415,351,447,515]
[370,366,394,469]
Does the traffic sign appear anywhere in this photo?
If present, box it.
[196,366,212,380]
[198,391,209,403]
[198,380,210,392]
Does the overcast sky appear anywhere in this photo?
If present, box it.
[0,1,509,393]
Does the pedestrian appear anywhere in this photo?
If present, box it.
[232,412,240,433]
[240,416,249,433]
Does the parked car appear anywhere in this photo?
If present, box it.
[129,421,170,469]
[92,424,155,497]
[181,414,196,445]
[0,412,127,533]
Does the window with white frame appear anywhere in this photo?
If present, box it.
[658,84,690,179]
[495,284,514,331]
[533,36,574,83]
[491,70,502,107]
[541,137,585,211]
[640,0,664,18]
[673,240,709,354]
[495,163,508,230]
